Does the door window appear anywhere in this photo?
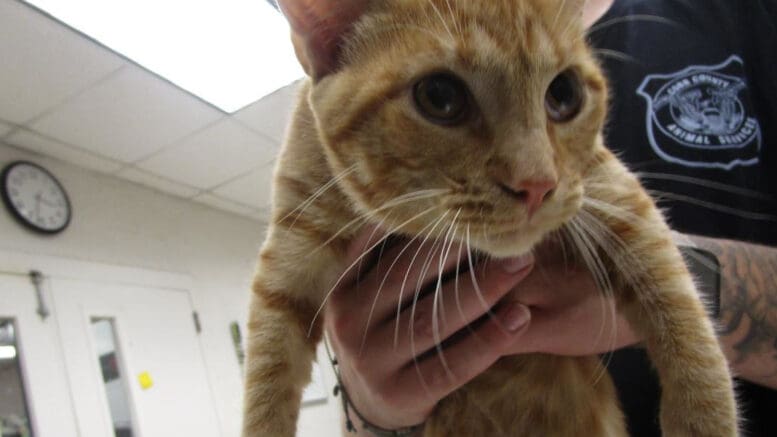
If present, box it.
[0,319,33,437]
[91,318,134,437]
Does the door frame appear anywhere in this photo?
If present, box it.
[0,249,193,291]
[0,248,222,436]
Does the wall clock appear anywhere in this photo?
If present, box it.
[1,161,71,234]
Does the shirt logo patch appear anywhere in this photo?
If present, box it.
[637,55,761,170]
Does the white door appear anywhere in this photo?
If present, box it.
[0,273,79,437]
[51,278,221,437]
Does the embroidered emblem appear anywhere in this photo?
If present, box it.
[637,55,761,170]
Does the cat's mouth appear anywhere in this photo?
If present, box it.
[456,207,578,258]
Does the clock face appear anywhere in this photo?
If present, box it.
[1,162,71,233]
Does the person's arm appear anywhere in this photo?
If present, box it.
[690,235,777,390]
[328,231,777,436]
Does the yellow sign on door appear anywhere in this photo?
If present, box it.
[138,371,153,390]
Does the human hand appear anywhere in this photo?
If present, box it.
[501,243,640,356]
[324,227,535,432]
[325,229,641,434]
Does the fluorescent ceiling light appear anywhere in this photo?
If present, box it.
[0,345,17,360]
[25,0,305,113]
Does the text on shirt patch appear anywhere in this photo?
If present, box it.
[637,55,762,171]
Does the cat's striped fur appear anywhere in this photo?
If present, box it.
[243,0,738,435]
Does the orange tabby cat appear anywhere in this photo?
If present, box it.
[243,0,739,435]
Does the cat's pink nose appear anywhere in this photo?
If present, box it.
[499,179,557,218]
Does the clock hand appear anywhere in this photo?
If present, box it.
[38,197,57,207]
[35,194,41,221]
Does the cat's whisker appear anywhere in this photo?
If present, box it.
[563,218,617,386]
[359,209,442,354]
[426,0,455,40]
[407,213,451,397]
[586,14,679,38]
[410,233,453,381]
[369,22,449,44]
[568,217,614,329]
[373,233,392,277]
[572,215,624,348]
[636,171,775,201]
[314,189,450,252]
[586,213,644,285]
[582,195,657,232]
[309,206,440,338]
[466,225,501,327]
[647,189,777,222]
[308,232,393,338]
[437,209,462,328]
[567,218,612,297]
[396,211,451,349]
[568,215,626,387]
[583,196,725,315]
[475,206,493,248]
[429,210,463,381]
[279,164,357,228]
[585,197,723,281]
[593,48,640,65]
[452,228,484,344]
[443,0,462,37]
[559,0,588,42]
[552,0,569,32]
[356,214,392,286]
[553,229,572,272]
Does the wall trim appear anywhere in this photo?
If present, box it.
[0,247,192,291]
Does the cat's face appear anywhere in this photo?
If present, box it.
[303,0,608,257]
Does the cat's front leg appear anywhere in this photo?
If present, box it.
[621,256,739,436]
[241,237,338,437]
[242,274,321,437]
[589,178,739,435]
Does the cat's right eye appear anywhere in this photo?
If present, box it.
[545,69,584,123]
[413,73,471,125]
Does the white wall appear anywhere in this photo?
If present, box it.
[0,143,342,437]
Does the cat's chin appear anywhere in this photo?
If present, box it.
[465,228,548,259]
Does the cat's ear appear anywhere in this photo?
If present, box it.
[277,0,367,80]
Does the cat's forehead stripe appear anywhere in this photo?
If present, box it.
[441,5,572,76]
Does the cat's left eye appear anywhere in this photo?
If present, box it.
[545,69,584,123]
[413,73,471,125]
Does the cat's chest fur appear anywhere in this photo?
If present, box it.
[244,1,738,434]
[274,89,630,436]
[427,355,627,437]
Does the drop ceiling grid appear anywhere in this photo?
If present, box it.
[211,161,277,210]
[29,65,225,163]
[134,118,278,189]
[0,0,126,125]
[233,82,300,144]
[4,129,124,174]
[0,0,296,222]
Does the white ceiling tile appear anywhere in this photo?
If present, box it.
[137,119,277,189]
[0,1,125,124]
[193,193,259,219]
[4,129,123,174]
[233,81,300,144]
[212,163,275,209]
[117,167,201,199]
[30,65,224,163]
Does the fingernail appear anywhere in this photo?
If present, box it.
[501,302,530,332]
[499,254,534,274]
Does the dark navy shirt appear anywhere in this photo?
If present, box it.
[589,0,777,435]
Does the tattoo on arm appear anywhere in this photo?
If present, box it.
[691,235,777,387]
